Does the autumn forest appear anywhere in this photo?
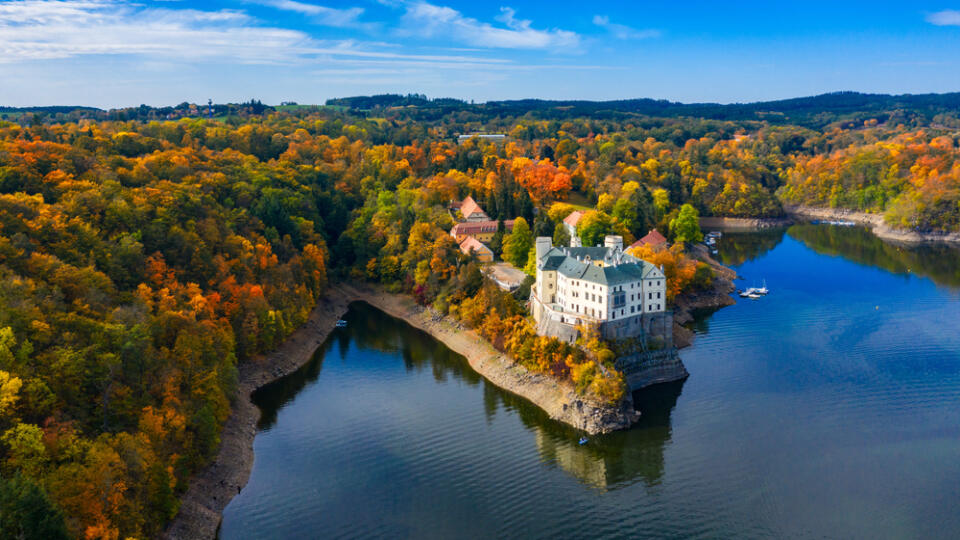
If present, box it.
[1,94,960,538]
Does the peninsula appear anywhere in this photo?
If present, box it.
[2,92,958,539]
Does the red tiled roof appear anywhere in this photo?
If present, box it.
[460,196,486,219]
[563,210,584,227]
[450,220,515,236]
[459,236,491,256]
[629,229,667,249]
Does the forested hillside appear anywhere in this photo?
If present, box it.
[1,95,959,538]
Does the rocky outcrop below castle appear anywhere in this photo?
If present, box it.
[616,348,689,389]
[785,205,960,245]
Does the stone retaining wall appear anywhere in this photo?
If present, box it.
[616,348,689,390]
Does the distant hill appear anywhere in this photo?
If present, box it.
[0,105,102,114]
[325,91,960,127]
[3,92,960,128]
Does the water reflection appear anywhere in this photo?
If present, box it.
[226,227,960,540]
[250,300,680,490]
[788,224,960,289]
[253,301,482,430]
[713,228,786,266]
[532,381,685,490]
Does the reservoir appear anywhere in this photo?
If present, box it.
[220,224,960,539]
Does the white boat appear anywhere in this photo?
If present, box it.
[754,280,769,295]
[746,292,762,299]
[739,288,758,298]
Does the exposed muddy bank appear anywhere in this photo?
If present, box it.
[699,216,792,231]
[164,282,639,539]
[350,286,640,436]
[785,205,960,245]
[163,287,355,540]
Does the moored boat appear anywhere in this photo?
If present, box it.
[754,280,769,295]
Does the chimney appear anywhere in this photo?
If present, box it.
[535,237,552,267]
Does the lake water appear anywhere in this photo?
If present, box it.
[219,225,960,539]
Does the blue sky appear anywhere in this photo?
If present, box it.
[1,0,960,107]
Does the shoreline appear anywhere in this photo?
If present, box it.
[672,244,738,348]
[163,282,639,539]
[699,215,792,231]
[785,205,960,245]
[163,286,356,540]
[351,286,640,436]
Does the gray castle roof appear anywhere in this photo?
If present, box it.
[537,246,663,286]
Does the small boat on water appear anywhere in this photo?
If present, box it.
[740,280,769,297]
[754,280,769,295]
[335,319,348,328]
[578,437,588,445]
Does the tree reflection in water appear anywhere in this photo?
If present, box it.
[523,380,685,490]
[788,224,960,289]
[713,227,787,267]
[251,301,684,489]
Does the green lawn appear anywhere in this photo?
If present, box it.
[559,191,594,212]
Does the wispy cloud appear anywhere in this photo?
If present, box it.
[397,2,580,50]
[0,0,311,63]
[249,0,373,29]
[592,15,659,40]
[0,0,494,66]
[926,9,960,26]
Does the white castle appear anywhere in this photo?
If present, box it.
[530,235,669,341]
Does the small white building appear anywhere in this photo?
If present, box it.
[457,133,506,144]
[530,235,669,341]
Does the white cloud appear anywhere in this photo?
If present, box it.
[926,9,960,26]
[592,15,659,40]
[0,0,503,66]
[398,2,580,50]
[0,0,312,63]
[0,0,617,107]
[250,0,371,29]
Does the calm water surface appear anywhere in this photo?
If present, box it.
[220,225,960,539]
